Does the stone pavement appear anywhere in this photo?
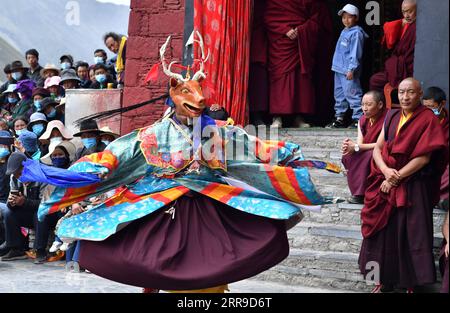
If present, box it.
[0,259,351,293]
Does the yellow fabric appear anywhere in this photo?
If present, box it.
[167,285,229,293]
[116,36,127,81]
[396,111,413,136]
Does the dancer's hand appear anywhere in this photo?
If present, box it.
[210,104,222,112]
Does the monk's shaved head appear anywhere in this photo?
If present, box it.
[398,78,423,113]
[399,77,422,91]
[402,0,417,6]
[402,0,417,23]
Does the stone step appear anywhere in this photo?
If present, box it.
[279,128,356,152]
[253,249,369,292]
[289,222,444,254]
[254,248,443,292]
[302,203,447,233]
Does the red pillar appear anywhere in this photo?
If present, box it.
[122,0,185,134]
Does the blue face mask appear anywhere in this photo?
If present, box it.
[11,72,22,81]
[0,148,10,158]
[32,124,45,136]
[101,140,111,147]
[34,100,42,111]
[432,107,442,116]
[95,74,107,84]
[15,129,25,137]
[82,137,97,150]
[51,156,69,168]
[8,97,18,104]
[47,108,57,118]
[61,62,71,70]
[94,57,105,64]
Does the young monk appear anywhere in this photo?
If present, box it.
[358,78,449,293]
[422,87,449,294]
[422,87,449,204]
[341,91,387,204]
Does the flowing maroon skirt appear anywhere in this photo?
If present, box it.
[79,193,289,290]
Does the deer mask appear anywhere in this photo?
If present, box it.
[160,33,209,122]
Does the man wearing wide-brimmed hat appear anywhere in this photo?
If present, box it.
[40,64,60,81]
[9,61,29,84]
[40,98,64,123]
[74,119,107,160]
[99,126,119,147]
[59,69,81,90]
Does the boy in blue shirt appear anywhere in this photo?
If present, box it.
[327,4,368,129]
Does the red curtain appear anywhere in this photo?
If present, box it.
[194,0,251,126]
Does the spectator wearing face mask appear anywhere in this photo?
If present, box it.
[75,62,92,89]
[74,119,106,160]
[0,64,14,105]
[60,55,74,71]
[31,87,50,113]
[1,84,18,121]
[17,130,41,160]
[40,98,64,123]
[90,64,117,90]
[99,126,119,147]
[38,120,73,161]
[10,80,36,124]
[27,113,48,156]
[12,116,29,138]
[9,61,28,84]
[44,76,64,103]
[93,49,116,80]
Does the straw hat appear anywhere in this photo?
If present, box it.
[99,126,120,139]
[40,64,61,77]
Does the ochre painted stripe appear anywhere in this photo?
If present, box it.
[271,166,302,203]
[264,164,291,201]
[284,167,312,205]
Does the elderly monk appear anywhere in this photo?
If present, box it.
[341,91,387,204]
[359,78,449,293]
[370,0,417,91]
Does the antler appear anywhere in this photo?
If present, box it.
[160,36,187,82]
[192,31,210,82]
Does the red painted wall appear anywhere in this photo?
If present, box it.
[122,0,185,134]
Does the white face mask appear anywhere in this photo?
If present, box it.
[50,137,63,145]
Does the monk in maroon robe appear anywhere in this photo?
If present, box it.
[370,0,417,91]
[359,78,449,293]
[423,86,449,293]
[264,0,331,128]
[341,91,387,204]
[249,0,269,125]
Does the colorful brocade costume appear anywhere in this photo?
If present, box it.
[31,113,339,290]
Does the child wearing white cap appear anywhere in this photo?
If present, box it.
[327,4,369,129]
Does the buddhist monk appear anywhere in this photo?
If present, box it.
[370,0,417,91]
[423,86,449,294]
[359,78,449,293]
[341,91,387,204]
[264,0,332,128]
[422,87,449,203]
